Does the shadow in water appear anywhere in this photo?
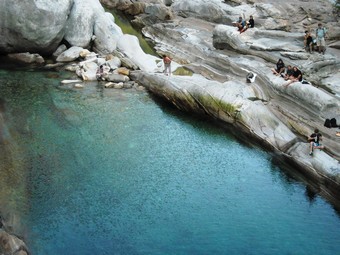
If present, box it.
[148,91,340,218]
[271,155,340,218]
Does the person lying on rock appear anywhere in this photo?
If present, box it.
[271,58,285,76]
[283,66,302,87]
[240,15,255,33]
[308,128,324,156]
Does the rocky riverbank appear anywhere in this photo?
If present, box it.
[109,0,340,202]
[0,0,339,253]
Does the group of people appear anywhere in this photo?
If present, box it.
[233,15,255,33]
[304,23,327,54]
[162,18,327,157]
[270,59,326,155]
[233,14,327,54]
[271,59,303,87]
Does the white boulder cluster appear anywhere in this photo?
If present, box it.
[54,44,163,89]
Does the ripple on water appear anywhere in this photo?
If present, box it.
[0,69,340,255]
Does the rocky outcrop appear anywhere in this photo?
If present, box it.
[124,0,340,204]
[0,0,122,55]
[0,230,28,255]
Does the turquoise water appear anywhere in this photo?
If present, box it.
[0,69,340,255]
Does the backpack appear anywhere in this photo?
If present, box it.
[324,118,331,128]
[246,72,256,83]
[316,27,326,38]
[330,118,338,128]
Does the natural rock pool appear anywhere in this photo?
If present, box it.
[0,69,340,255]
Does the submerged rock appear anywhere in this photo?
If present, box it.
[7,52,45,65]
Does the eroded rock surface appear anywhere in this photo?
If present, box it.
[114,0,340,202]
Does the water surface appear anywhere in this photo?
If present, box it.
[0,69,339,255]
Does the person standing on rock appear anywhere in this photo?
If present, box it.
[163,55,172,76]
[308,128,324,156]
[315,23,327,54]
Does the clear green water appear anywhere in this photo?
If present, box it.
[107,8,157,56]
[0,69,340,255]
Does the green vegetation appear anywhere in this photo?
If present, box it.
[335,0,340,14]
[106,8,158,56]
[172,67,194,76]
[219,101,237,116]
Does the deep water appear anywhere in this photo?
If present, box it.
[0,69,340,255]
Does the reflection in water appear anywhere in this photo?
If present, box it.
[305,185,318,203]
[0,69,340,255]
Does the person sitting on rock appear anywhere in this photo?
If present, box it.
[304,30,314,53]
[96,64,110,80]
[96,65,104,80]
[248,15,255,28]
[307,128,324,156]
[284,66,302,87]
[271,58,285,76]
[282,65,293,80]
[233,16,246,32]
[240,15,255,33]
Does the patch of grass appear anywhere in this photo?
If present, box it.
[173,67,194,76]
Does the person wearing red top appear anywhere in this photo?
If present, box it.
[163,55,172,76]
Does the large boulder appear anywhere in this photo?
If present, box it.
[0,0,72,54]
[64,0,98,48]
[0,0,123,55]
[56,46,84,62]
[117,34,161,72]
[0,230,28,255]
[93,12,123,54]
[172,0,228,23]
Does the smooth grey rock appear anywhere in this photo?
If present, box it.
[0,230,27,255]
[114,82,124,89]
[106,57,121,69]
[145,4,172,20]
[287,142,340,182]
[52,44,67,58]
[106,74,129,82]
[117,34,162,72]
[64,0,97,48]
[78,61,98,81]
[172,0,227,23]
[93,12,123,54]
[0,0,72,54]
[7,52,45,64]
[120,57,140,70]
[56,46,84,62]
